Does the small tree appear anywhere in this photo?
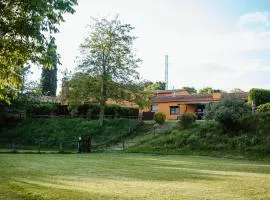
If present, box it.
[154,112,166,125]
[204,95,250,132]
[75,16,146,126]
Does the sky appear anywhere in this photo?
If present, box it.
[29,0,270,92]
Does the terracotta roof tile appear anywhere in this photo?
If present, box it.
[152,94,213,103]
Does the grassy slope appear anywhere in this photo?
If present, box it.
[0,153,270,200]
[0,118,142,150]
[127,121,270,159]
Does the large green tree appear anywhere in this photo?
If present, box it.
[77,17,146,126]
[0,0,77,103]
[40,40,58,96]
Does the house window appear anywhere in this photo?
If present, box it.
[151,105,158,112]
[170,106,179,115]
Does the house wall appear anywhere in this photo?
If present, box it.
[154,102,197,120]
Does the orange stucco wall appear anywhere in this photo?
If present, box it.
[154,102,197,120]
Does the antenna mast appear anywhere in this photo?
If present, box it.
[165,55,168,90]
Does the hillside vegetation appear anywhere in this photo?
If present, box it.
[0,118,143,150]
[128,120,270,159]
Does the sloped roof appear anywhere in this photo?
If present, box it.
[151,92,248,103]
[152,94,213,103]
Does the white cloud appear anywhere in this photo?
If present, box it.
[238,12,270,27]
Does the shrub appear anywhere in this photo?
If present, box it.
[258,111,270,133]
[204,95,250,132]
[248,88,270,106]
[239,114,260,133]
[199,120,222,136]
[28,102,59,115]
[179,112,197,128]
[256,103,270,113]
[153,112,166,125]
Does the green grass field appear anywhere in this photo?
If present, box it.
[1,153,270,200]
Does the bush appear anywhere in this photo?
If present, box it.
[248,88,270,106]
[239,114,260,133]
[204,95,250,132]
[258,111,270,133]
[72,104,139,119]
[179,113,197,128]
[154,112,166,125]
[256,103,270,113]
[28,102,59,115]
[199,120,222,136]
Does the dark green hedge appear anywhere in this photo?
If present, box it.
[248,88,270,106]
[77,104,139,119]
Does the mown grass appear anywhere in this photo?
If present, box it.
[1,153,270,199]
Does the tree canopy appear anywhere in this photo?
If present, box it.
[199,87,214,94]
[144,81,166,91]
[72,17,147,126]
[0,0,77,103]
[182,86,197,94]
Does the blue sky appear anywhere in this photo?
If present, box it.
[29,0,270,92]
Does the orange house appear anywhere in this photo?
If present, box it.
[145,90,247,120]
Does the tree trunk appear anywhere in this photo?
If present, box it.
[99,101,105,127]
[99,55,107,127]
[99,76,106,127]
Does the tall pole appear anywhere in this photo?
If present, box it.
[165,55,168,90]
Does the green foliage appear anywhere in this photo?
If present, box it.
[28,102,59,115]
[71,104,139,119]
[72,16,146,126]
[129,120,270,157]
[204,96,250,132]
[182,87,197,94]
[258,112,270,133]
[248,88,270,106]
[154,112,166,125]
[179,113,197,128]
[3,118,141,147]
[144,81,166,91]
[199,87,213,94]
[256,103,270,113]
[41,41,58,96]
[0,0,77,103]
[238,114,260,133]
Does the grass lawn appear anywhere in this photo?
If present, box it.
[0,153,270,200]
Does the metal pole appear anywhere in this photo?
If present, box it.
[252,100,255,114]
[165,55,168,90]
